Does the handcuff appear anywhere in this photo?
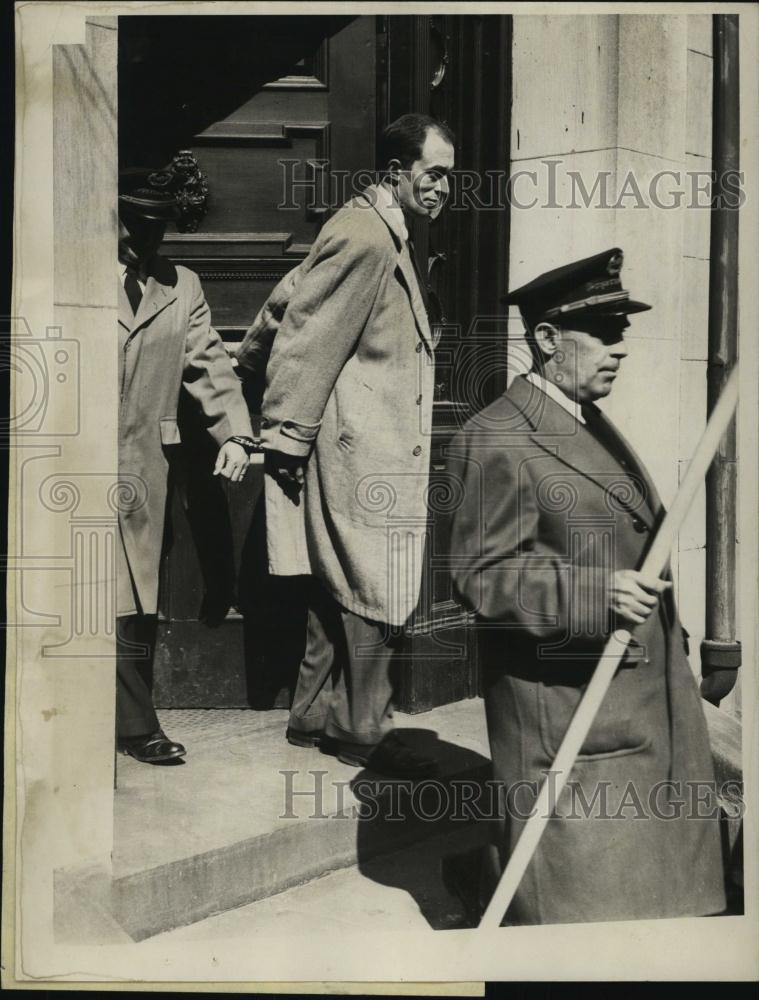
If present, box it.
[229,435,264,455]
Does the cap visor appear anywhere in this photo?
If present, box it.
[552,299,652,323]
[622,299,652,314]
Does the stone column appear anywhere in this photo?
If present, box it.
[10,12,118,968]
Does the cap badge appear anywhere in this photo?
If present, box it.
[607,252,623,276]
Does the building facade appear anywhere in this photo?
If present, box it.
[8,5,751,973]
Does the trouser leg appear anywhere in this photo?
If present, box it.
[288,583,340,734]
[116,613,159,739]
[323,605,396,747]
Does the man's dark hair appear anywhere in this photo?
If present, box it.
[378,113,456,170]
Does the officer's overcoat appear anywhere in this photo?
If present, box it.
[447,375,726,924]
[256,184,437,626]
[117,257,252,616]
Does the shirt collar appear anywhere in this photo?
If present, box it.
[525,371,586,424]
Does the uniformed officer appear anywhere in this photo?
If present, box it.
[445,248,726,924]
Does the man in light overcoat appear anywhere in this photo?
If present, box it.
[445,248,726,923]
[117,169,256,763]
[237,114,455,777]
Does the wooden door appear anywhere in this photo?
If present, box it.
[118,13,511,711]
[119,15,377,707]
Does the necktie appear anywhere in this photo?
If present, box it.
[124,267,144,316]
[407,239,431,316]
[581,403,650,515]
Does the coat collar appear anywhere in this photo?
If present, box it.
[507,375,662,526]
[118,254,178,335]
[361,181,409,246]
[358,183,434,352]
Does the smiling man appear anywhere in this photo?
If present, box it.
[241,114,455,777]
[445,248,725,924]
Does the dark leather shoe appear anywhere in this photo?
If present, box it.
[337,731,438,778]
[120,730,186,763]
[286,727,323,749]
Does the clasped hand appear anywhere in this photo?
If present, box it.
[213,441,250,482]
[609,569,672,626]
[267,450,306,486]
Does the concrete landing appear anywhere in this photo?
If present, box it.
[56,700,491,943]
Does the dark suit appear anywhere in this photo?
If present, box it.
[447,375,725,923]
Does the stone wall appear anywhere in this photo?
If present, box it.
[507,14,732,693]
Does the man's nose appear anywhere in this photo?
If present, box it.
[437,175,450,196]
[610,337,628,358]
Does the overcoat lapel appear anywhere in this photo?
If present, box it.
[508,376,659,528]
[131,277,176,335]
[361,186,435,352]
[118,266,179,402]
[118,279,133,338]
[588,404,664,517]
[117,268,177,339]
[394,245,435,351]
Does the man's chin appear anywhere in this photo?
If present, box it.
[591,380,615,399]
[407,204,435,220]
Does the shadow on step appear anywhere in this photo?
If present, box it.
[351,726,495,929]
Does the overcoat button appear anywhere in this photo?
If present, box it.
[413,445,422,456]
[632,517,647,533]
[415,342,423,353]
[416,395,423,405]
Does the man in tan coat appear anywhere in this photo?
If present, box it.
[238,114,455,777]
[117,169,256,763]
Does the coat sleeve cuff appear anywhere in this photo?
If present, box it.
[260,416,321,458]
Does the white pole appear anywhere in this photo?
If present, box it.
[479,366,739,929]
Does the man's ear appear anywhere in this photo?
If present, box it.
[533,322,562,359]
[385,158,403,185]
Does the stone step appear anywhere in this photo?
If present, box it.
[148,826,488,943]
[54,698,743,943]
[55,701,491,943]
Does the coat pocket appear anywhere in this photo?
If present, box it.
[334,367,375,450]
[159,416,182,446]
[537,673,653,761]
